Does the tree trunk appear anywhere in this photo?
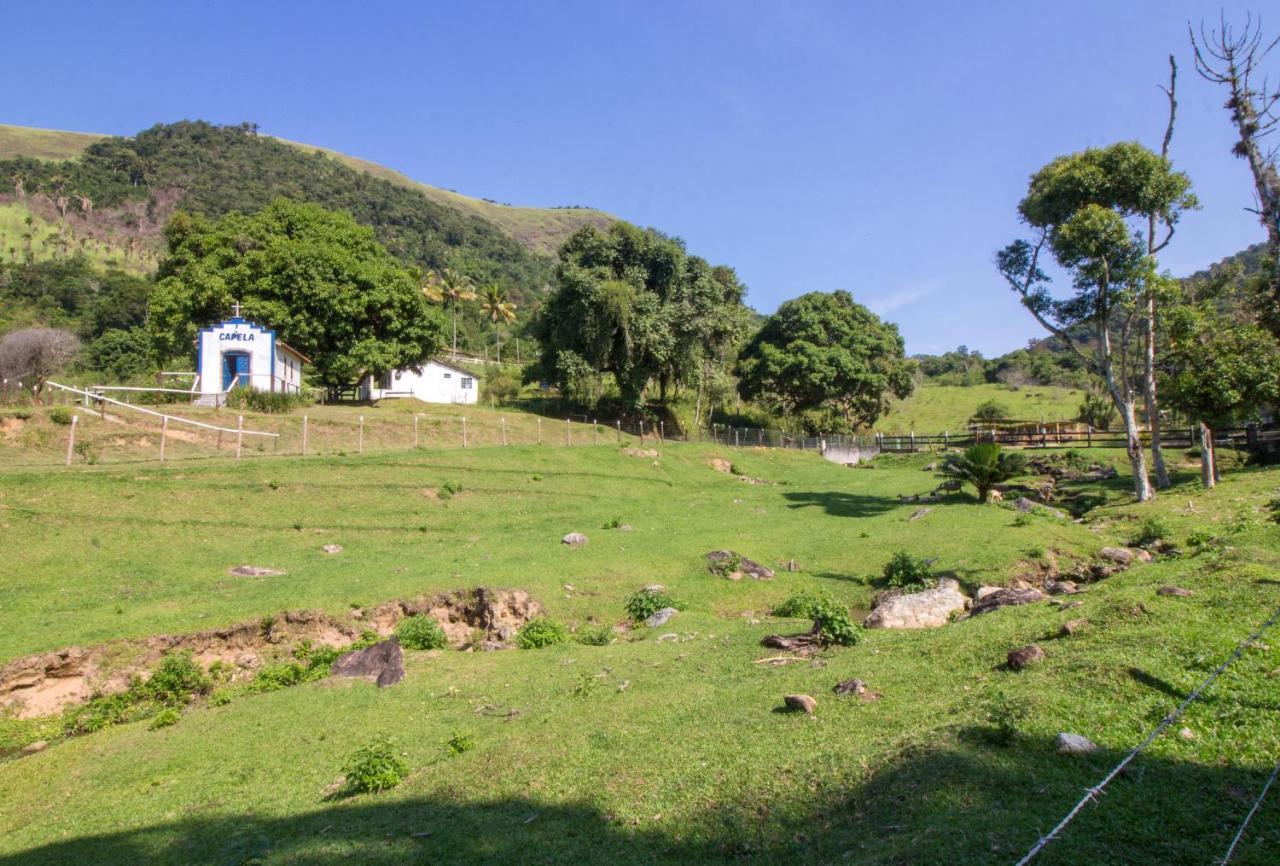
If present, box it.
[1143,320,1171,489]
[1118,395,1154,501]
[452,312,458,355]
[1200,421,1216,489]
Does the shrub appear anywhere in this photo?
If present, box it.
[249,662,309,693]
[937,443,1026,503]
[1129,516,1170,547]
[980,691,1030,746]
[601,515,623,529]
[575,624,614,646]
[225,387,312,413]
[49,407,73,426]
[396,615,448,650]
[148,708,180,730]
[882,551,933,590]
[771,590,826,619]
[972,399,1010,422]
[1186,529,1219,548]
[516,617,570,649]
[342,736,410,794]
[624,588,684,622]
[438,480,463,500]
[141,652,211,705]
[445,731,475,756]
[813,599,861,647]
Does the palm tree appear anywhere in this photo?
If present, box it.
[431,268,476,356]
[479,283,517,360]
[936,443,1027,503]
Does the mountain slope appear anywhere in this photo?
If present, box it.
[0,121,614,258]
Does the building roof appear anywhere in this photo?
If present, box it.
[426,357,481,378]
[275,340,311,364]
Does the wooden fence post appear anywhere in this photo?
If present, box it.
[65,414,78,466]
[159,416,168,463]
[659,420,664,442]
[462,417,468,449]
[236,415,244,460]
[943,430,949,448]
[616,419,621,443]
[358,415,364,454]
[413,414,420,449]
[593,419,598,446]
[501,416,507,446]
[909,430,915,452]
[537,417,542,444]
[1087,426,1092,448]
[566,417,571,446]
[640,420,646,441]
[301,415,309,456]
[734,428,740,447]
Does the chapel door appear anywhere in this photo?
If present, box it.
[223,352,251,390]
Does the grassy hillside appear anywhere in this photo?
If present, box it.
[0,122,614,258]
[0,423,1276,863]
[0,203,147,273]
[875,382,1084,433]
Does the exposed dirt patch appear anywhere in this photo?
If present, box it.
[0,587,542,719]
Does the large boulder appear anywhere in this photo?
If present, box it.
[864,578,969,629]
[706,550,774,580]
[331,639,404,688]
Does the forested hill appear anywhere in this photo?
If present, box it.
[0,121,616,303]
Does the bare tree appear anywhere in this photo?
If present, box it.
[1191,14,1280,324]
[0,328,80,399]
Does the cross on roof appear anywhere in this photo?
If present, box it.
[231,300,242,318]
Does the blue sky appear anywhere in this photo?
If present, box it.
[5,1,1269,356]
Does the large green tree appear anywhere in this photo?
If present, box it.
[735,291,913,433]
[149,199,446,385]
[533,223,747,411]
[998,141,1195,502]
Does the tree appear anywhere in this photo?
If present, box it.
[972,399,1009,423]
[0,327,80,397]
[148,199,446,386]
[936,443,1027,504]
[1162,295,1280,488]
[1077,386,1116,431]
[998,142,1196,501]
[735,291,913,432]
[479,283,517,360]
[533,223,746,412]
[427,268,477,355]
[1192,16,1280,332]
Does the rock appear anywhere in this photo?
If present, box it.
[561,533,589,547]
[908,508,932,521]
[1131,548,1153,562]
[1058,618,1089,637]
[656,633,679,643]
[644,607,679,628]
[1047,579,1080,596]
[833,678,867,695]
[970,587,1045,616]
[1056,732,1097,754]
[783,694,817,715]
[21,740,48,755]
[1013,497,1039,513]
[321,544,343,555]
[922,462,937,471]
[705,550,775,580]
[708,457,734,473]
[1099,546,1134,565]
[864,578,969,629]
[975,586,1002,601]
[229,565,284,577]
[642,584,667,593]
[1007,644,1046,670]
[331,638,405,688]
[1157,586,1194,598]
[623,448,661,459]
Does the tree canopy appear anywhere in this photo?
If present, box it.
[532,223,748,410]
[149,199,446,385]
[735,290,913,432]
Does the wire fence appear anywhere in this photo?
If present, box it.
[1014,603,1280,865]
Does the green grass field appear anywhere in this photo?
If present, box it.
[876,382,1085,433]
[0,419,1277,864]
[0,124,105,161]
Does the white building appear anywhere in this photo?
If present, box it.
[195,314,309,405]
[359,359,479,405]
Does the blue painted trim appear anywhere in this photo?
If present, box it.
[197,318,277,392]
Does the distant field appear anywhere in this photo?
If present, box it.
[0,124,104,161]
[875,382,1084,433]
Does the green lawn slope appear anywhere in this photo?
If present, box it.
[0,433,1276,864]
[876,382,1086,433]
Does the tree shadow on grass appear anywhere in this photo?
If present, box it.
[4,737,1275,865]
[781,490,902,518]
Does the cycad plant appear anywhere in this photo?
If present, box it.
[937,443,1026,503]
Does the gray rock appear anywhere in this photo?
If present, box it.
[229,565,284,577]
[783,694,817,715]
[864,578,969,629]
[1047,579,1080,596]
[908,508,932,521]
[644,607,679,627]
[1157,585,1194,598]
[1058,618,1089,637]
[21,740,48,755]
[321,544,343,555]
[833,678,866,695]
[331,638,405,688]
[970,587,1046,616]
[1056,732,1097,754]
[1099,546,1134,565]
[1013,497,1040,513]
[561,532,589,547]
[975,586,1002,601]
[705,550,775,580]
[1008,644,1046,670]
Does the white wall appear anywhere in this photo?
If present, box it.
[197,319,303,396]
[363,361,478,404]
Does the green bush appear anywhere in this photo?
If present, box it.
[516,617,570,649]
[1129,516,1170,547]
[1186,529,1219,548]
[445,731,475,756]
[624,588,684,622]
[813,599,861,647]
[342,736,410,794]
[148,708,180,730]
[972,399,1010,422]
[396,615,448,650]
[575,624,614,646]
[249,662,309,693]
[49,407,74,426]
[1011,512,1034,527]
[225,386,312,414]
[882,551,933,590]
[140,652,210,705]
[438,480,463,500]
[980,691,1030,746]
[771,590,826,619]
[601,515,623,529]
